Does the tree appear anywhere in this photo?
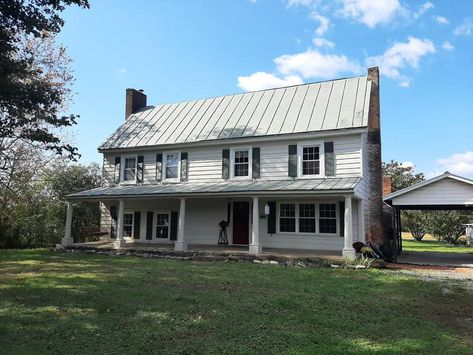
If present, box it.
[402,211,427,241]
[0,0,89,161]
[382,160,425,192]
[425,211,471,245]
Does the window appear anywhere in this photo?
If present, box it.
[302,146,320,175]
[279,203,296,232]
[123,157,137,182]
[278,202,337,235]
[231,148,252,179]
[297,142,324,177]
[163,152,180,182]
[123,212,134,238]
[156,213,170,239]
[299,204,316,233]
[319,203,337,234]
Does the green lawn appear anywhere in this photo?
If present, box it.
[402,239,473,254]
[1,250,472,355]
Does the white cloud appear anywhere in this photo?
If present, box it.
[442,41,454,51]
[413,2,434,19]
[237,72,303,91]
[454,17,473,36]
[365,36,435,86]
[275,49,360,79]
[434,16,449,25]
[313,37,335,48]
[286,0,316,6]
[310,13,330,36]
[437,151,473,177]
[339,0,403,28]
[401,161,415,169]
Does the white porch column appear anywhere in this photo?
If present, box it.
[114,199,126,249]
[342,196,356,257]
[249,196,262,255]
[358,199,366,243]
[175,198,188,251]
[61,201,74,246]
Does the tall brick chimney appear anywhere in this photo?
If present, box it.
[382,176,392,196]
[366,67,385,246]
[125,88,147,119]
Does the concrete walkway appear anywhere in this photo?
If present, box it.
[398,251,473,268]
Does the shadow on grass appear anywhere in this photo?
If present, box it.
[0,249,472,354]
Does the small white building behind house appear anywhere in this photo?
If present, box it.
[64,68,385,256]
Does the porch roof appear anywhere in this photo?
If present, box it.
[67,177,361,200]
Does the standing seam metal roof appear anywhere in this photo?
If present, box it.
[68,178,361,199]
[100,75,371,150]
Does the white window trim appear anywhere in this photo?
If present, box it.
[230,147,252,180]
[154,211,171,239]
[123,211,134,239]
[297,141,325,178]
[276,201,339,236]
[121,155,138,184]
[162,151,181,183]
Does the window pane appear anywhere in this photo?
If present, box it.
[235,150,248,163]
[166,166,178,179]
[123,225,133,238]
[299,218,316,233]
[125,158,136,169]
[166,154,179,167]
[280,218,296,232]
[123,213,133,225]
[234,150,249,177]
[319,219,337,233]
[280,204,295,217]
[124,158,136,181]
[234,163,248,177]
[301,146,320,175]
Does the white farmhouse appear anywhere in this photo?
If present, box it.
[64,67,385,256]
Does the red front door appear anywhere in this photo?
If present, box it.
[233,201,250,245]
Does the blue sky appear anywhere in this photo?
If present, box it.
[59,0,473,177]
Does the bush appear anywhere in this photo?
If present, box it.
[402,211,427,241]
[426,211,472,245]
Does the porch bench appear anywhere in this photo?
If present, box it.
[82,226,108,242]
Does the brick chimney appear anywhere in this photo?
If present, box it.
[125,88,147,119]
[366,67,385,246]
[382,176,392,196]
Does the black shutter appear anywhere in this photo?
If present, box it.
[156,153,163,182]
[222,149,230,180]
[324,142,335,176]
[252,147,260,179]
[114,157,121,184]
[133,211,141,239]
[110,206,117,238]
[137,155,144,183]
[288,145,297,178]
[181,152,188,182]
[339,201,345,237]
[146,211,153,240]
[170,211,178,241]
[267,201,276,235]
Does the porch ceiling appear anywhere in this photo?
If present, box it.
[67,177,361,201]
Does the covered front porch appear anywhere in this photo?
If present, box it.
[63,178,364,257]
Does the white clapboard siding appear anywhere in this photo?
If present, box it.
[393,178,473,205]
[101,134,362,185]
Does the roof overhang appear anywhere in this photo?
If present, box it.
[98,127,367,153]
[384,171,473,209]
[67,178,360,201]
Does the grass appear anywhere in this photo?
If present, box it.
[402,239,473,254]
[1,249,472,355]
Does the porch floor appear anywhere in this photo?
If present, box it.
[72,240,344,262]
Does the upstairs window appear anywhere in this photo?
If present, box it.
[163,152,180,182]
[231,148,252,179]
[302,146,320,175]
[123,157,137,182]
[298,142,324,177]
